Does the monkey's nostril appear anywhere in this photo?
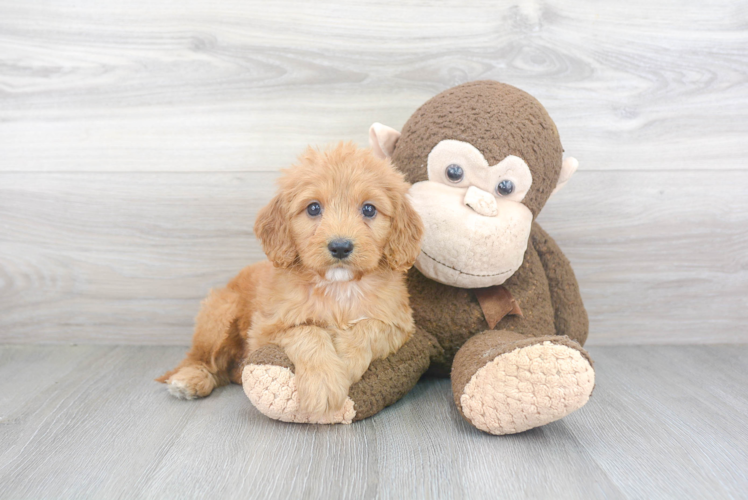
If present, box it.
[328,239,354,259]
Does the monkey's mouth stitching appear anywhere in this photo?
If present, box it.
[420,250,513,278]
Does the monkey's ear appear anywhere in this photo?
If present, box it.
[369,123,401,159]
[550,157,579,197]
[254,194,297,268]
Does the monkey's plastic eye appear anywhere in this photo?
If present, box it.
[497,179,515,196]
[307,202,322,216]
[446,164,464,182]
[362,203,377,218]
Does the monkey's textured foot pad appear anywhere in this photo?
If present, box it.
[242,364,356,424]
[459,341,594,435]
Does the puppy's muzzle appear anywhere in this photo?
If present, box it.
[328,238,354,260]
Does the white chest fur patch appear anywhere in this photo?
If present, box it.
[325,267,354,282]
[316,269,364,303]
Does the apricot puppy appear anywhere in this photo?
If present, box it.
[158,142,423,417]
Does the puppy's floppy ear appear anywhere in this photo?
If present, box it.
[385,192,424,272]
[254,194,297,268]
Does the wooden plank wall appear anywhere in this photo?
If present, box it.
[1,0,746,345]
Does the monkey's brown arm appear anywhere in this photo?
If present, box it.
[530,222,589,346]
[243,326,440,423]
[347,326,439,421]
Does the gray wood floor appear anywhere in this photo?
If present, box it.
[1,344,746,499]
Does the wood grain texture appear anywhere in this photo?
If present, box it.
[0,171,274,344]
[539,170,748,345]
[0,0,746,172]
[0,345,746,499]
[1,0,747,345]
[1,170,747,345]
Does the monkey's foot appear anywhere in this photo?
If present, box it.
[452,332,595,435]
[242,347,355,424]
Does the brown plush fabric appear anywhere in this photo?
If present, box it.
[531,222,589,346]
[349,327,441,421]
[243,80,592,431]
[391,80,563,218]
[246,345,296,373]
[407,266,487,376]
[244,327,441,422]
[473,285,523,329]
[450,330,592,419]
[408,231,559,375]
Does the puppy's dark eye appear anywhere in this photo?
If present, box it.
[497,179,514,196]
[307,202,322,216]
[362,203,377,218]
[446,164,464,183]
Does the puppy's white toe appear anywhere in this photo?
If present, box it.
[166,379,197,400]
[164,365,216,399]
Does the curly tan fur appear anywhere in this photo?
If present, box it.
[158,142,423,417]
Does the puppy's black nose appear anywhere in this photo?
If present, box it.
[328,239,354,259]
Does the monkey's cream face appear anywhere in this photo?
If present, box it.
[407,140,534,288]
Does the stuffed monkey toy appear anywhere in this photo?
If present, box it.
[242,81,594,434]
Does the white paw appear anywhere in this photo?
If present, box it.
[242,364,356,424]
[164,365,215,399]
[166,379,198,400]
[460,341,595,435]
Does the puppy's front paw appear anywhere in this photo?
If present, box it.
[296,368,350,416]
[242,364,355,424]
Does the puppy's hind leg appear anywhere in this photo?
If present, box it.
[157,287,248,399]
